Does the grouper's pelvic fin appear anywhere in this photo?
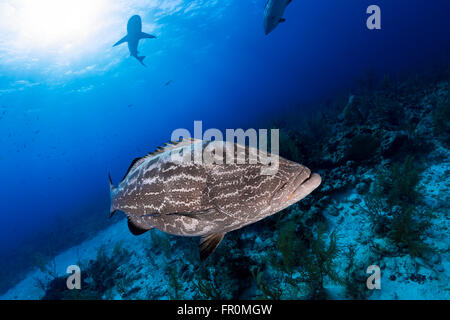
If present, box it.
[127,217,151,236]
[200,232,226,261]
[108,172,117,218]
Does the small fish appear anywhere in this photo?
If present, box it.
[263,0,292,35]
[113,15,157,66]
[109,139,321,260]
[165,80,173,86]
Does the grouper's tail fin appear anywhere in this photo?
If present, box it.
[108,172,117,218]
[108,172,115,191]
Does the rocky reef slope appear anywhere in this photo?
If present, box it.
[2,71,449,300]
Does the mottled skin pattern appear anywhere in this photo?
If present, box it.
[111,140,321,238]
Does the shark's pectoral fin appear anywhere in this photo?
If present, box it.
[140,32,156,40]
[199,232,226,261]
[279,18,286,23]
[113,35,128,47]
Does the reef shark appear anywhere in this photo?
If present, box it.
[264,0,292,35]
[113,15,156,66]
[109,139,321,260]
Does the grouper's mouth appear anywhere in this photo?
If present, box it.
[287,170,322,202]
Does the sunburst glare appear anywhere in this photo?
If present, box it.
[17,0,107,46]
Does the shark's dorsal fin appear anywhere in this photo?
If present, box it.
[120,138,202,184]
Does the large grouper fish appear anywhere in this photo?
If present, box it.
[109,139,321,260]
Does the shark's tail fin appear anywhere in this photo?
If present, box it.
[108,172,117,218]
[137,56,146,66]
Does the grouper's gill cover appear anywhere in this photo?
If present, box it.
[109,138,322,260]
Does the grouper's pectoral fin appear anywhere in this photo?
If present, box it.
[199,232,226,261]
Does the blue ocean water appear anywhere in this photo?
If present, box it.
[0,0,449,299]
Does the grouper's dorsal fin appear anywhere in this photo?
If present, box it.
[121,157,147,182]
[148,137,202,158]
[120,138,202,184]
